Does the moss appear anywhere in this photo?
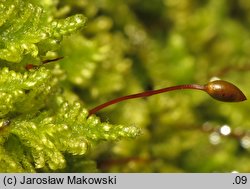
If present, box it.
[0,0,249,172]
[0,0,140,172]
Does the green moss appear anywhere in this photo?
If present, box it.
[0,0,250,172]
[0,0,86,63]
[0,0,140,172]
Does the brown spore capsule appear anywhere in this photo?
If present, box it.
[204,80,247,102]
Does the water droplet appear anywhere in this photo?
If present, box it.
[240,136,250,149]
[220,125,231,136]
[209,132,221,145]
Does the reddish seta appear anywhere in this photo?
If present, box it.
[88,80,246,116]
[25,57,63,70]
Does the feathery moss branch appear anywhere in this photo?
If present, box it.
[0,0,86,63]
[0,0,141,172]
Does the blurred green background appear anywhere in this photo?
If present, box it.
[58,0,250,172]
